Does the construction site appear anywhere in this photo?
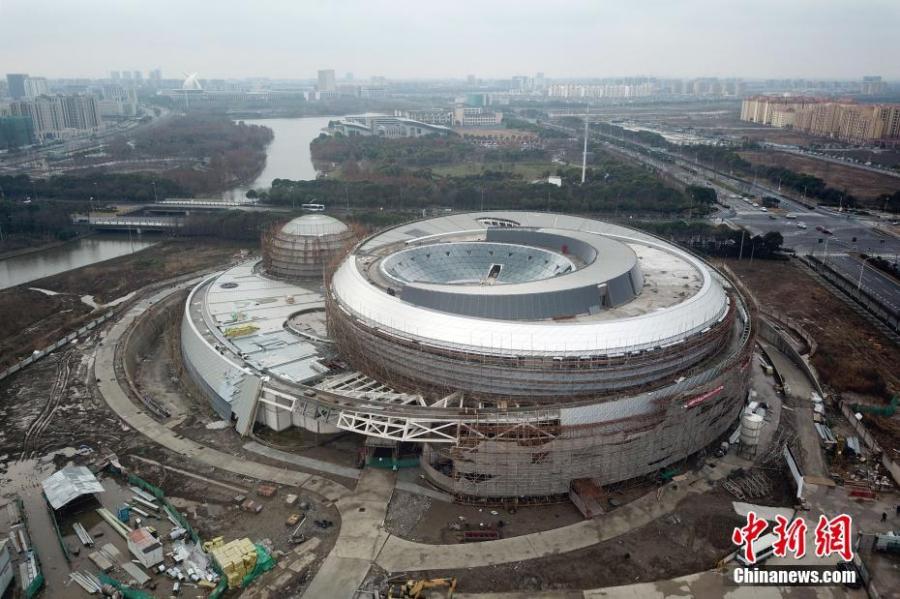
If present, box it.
[2,211,898,598]
[179,212,755,501]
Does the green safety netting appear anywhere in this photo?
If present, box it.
[207,544,276,599]
[24,573,44,599]
[98,573,155,599]
[127,473,201,543]
[368,455,419,469]
[241,543,276,587]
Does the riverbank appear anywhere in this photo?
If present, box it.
[0,232,93,261]
[0,239,247,369]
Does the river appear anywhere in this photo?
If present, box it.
[0,235,156,291]
[2,116,330,289]
[221,116,333,201]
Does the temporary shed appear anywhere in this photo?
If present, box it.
[42,466,105,510]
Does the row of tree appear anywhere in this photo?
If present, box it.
[636,220,785,259]
[106,116,273,194]
[0,173,188,202]
[259,163,708,216]
[587,122,879,210]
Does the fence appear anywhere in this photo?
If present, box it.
[756,315,826,400]
[839,401,900,488]
[0,265,229,384]
[126,473,201,544]
[0,312,114,383]
[15,499,45,599]
[801,255,899,333]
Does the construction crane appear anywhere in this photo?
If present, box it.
[387,577,457,599]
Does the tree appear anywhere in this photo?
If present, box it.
[686,185,717,206]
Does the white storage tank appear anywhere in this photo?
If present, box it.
[740,412,764,447]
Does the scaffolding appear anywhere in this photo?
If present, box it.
[314,225,757,501]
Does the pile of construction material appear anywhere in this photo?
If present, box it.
[207,537,258,589]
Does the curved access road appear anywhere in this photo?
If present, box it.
[93,279,749,596]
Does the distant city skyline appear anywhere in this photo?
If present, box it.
[2,0,899,80]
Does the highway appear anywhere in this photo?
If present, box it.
[819,254,899,313]
[546,119,900,315]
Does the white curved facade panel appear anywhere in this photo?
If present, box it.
[331,240,728,356]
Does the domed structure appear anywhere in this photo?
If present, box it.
[182,73,203,91]
[262,214,354,281]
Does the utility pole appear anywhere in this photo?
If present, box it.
[581,119,589,184]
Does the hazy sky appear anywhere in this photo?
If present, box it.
[2,0,898,80]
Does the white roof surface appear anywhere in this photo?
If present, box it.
[281,214,348,237]
[199,263,327,383]
[333,212,730,356]
[42,466,105,510]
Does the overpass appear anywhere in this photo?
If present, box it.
[75,215,184,231]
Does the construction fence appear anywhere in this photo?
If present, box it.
[0,312,114,383]
[801,255,899,333]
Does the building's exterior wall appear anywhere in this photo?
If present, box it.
[263,228,355,281]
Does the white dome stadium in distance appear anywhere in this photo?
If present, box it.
[262,214,354,281]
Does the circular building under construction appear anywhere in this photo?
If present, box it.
[262,214,355,280]
[182,212,754,501]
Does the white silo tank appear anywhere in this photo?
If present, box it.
[740,412,764,447]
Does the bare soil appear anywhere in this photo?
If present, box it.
[722,258,900,454]
[0,239,245,369]
[394,488,746,593]
[739,151,900,200]
[33,239,247,304]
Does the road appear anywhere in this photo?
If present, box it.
[545,119,900,312]
[821,254,899,313]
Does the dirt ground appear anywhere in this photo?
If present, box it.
[739,151,900,201]
[386,487,753,593]
[721,258,900,454]
[0,239,246,369]
[385,475,658,544]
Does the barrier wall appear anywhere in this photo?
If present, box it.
[840,401,900,488]
[0,312,113,383]
[801,255,899,333]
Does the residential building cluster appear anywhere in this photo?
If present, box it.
[547,82,657,99]
[5,94,102,142]
[741,95,900,144]
[546,78,745,99]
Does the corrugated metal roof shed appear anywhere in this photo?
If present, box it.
[41,466,105,510]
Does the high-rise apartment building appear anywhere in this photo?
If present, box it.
[6,74,28,99]
[741,95,900,144]
[10,94,102,141]
[111,70,121,81]
[24,77,49,98]
[317,69,336,92]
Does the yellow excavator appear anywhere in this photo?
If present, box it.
[387,577,457,598]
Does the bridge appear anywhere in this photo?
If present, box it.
[73,215,184,231]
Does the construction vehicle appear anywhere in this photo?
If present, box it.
[387,577,457,598]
